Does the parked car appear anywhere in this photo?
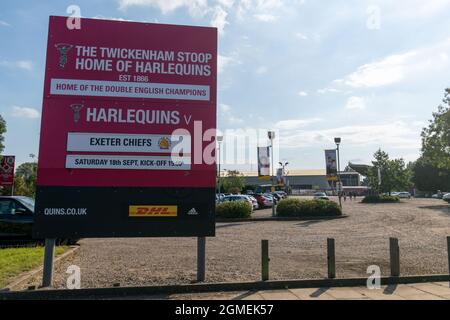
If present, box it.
[221,195,254,210]
[443,193,450,203]
[313,192,329,200]
[0,196,34,241]
[254,194,274,208]
[432,192,447,199]
[216,193,227,202]
[245,195,259,210]
[396,192,411,199]
[264,193,278,204]
[270,192,282,202]
[0,196,78,244]
[274,191,287,199]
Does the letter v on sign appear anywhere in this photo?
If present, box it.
[183,115,192,125]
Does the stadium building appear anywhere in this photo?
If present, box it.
[235,167,368,195]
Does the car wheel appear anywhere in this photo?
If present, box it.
[67,239,79,245]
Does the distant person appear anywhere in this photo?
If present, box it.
[343,192,347,202]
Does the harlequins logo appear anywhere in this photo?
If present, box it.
[5,157,14,166]
[55,43,73,69]
[1,162,12,174]
[158,137,171,150]
[70,104,84,123]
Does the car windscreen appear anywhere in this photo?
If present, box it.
[17,197,35,211]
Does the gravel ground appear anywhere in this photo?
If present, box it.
[17,197,450,290]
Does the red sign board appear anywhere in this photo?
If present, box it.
[38,16,216,188]
[34,16,217,238]
[0,156,15,186]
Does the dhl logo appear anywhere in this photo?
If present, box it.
[129,205,177,217]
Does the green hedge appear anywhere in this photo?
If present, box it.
[276,198,342,217]
[361,195,400,203]
[216,201,252,218]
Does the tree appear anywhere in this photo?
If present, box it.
[413,88,450,192]
[412,157,450,192]
[0,114,6,153]
[367,149,412,194]
[11,176,28,196]
[221,170,245,194]
[421,88,450,170]
[14,162,38,197]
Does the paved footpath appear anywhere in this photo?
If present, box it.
[163,282,450,300]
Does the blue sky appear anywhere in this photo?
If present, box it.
[1,0,450,171]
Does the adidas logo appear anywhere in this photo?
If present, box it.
[187,208,198,215]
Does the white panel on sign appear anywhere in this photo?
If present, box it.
[50,79,210,101]
[67,132,191,153]
[65,154,191,170]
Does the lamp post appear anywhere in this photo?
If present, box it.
[217,135,223,195]
[268,131,275,189]
[268,131,276,216]
[334,137,342,209]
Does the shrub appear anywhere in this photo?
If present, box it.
[361,195,400,203]
[216,201,252,218]
[276,198,342,217]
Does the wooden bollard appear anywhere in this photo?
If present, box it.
[389,237,400,277]
[261,240,269,281]
[447,236,450,275]
[327,238,336,279]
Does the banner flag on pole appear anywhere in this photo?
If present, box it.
[325,149,338,181]
[257,147,270,181]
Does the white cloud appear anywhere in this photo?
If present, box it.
[0,60,33,71]
[0,20,10,27]
[227,115,244,124]
[254,13,277,22]
[341,53,415,88]
[219,103,244,125]
[117,0,285,31]
[218,54,239,74]
[217,0,234,8]
[295,32,308,40]
[386,0,450,20]
[255,65,268,74]
[237,0,283,20]
[278,121,421,150]
[118,0,208,17]
[275,118,322,130]
[335,38,450,88]
[220,103,231,113]
[210,6,228,34]
[16,61,33,71]
[11,106,40,119]
[345,96,366,110]
[253,0,282,11]
[92,15,133,22]
[298,91,308,96]
[317,88,340,94]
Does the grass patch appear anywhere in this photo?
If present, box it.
[0,246,68,288]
